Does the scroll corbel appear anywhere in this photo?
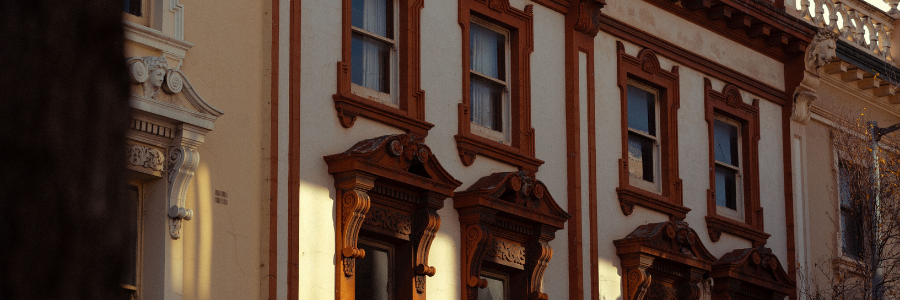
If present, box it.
[167,144,198,239]
[412,208,440,293]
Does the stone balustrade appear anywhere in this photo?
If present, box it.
[798,0,896,63]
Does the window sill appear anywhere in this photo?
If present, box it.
[332,90,434,136]
[454,134,543,172]
[705,215,769,246]
[831,256,866,277]
[123,21,193,61]
[616,184,689,220]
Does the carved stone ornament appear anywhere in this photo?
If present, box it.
[711,247,795,300]
[166,144,198,239]
[126,56,224,125]
[791,89,817,125]
[325,134,462,299]
[454,171,570,300]
[615,221,717,300]
[805,28,839,74]
[573,0,606,37]
[127,143,165,172]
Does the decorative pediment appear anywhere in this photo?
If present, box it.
[454,172,569,300]
[127,56,223,130]
[324,134,462,298]
[325,134,462,195]
[616,221,717,266]
[711,247,795,300]
[455,171,570,228]
[615,221,716,300]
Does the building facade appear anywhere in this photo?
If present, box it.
[119,0,900,299]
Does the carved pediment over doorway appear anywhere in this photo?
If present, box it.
[711,247,794,300]
[615,221,716,300]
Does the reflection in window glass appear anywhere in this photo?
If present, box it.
[713,120,739,166]
[626,83,658,186]
[356,242,392,300]
[478,274,506,300]
[628,133,654,182]
[713,119,740,210]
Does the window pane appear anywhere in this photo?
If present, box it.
[123,0,141,16]
[478,276,506,300]
[470,22,505,81]
[842,209,862,259]
[715,165,738,209]
[628,133,655,183]
[125,185,139,286]
[356,243,391,300]
[713,120,739,167]
[471,76,504,131]
[352,0,391,38]
[627,85,656,136]
[351,33,391,93]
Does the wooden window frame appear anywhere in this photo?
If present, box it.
[454,171,569,300]
[335,0,434,136]
[703,79,769,247]
[456,0,542,172]
[615,42,687,220]
[468,16,512,145]
[324,134,463,300]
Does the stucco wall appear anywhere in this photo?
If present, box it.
[123,0,273,299]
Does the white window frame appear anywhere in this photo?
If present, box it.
[713,115,744,221]
[469,15,512,145]
[626,80,661,194]
[350,0,400,108]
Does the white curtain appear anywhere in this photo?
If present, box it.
[352,0,390,93]
[470,23,504,130]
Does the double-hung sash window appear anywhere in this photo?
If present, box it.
[351,0,398,106]
[713,117,743,220]
[838,159,865,260]
[469,17,511,144]
[626,82,661,193]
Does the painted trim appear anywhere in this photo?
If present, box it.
[455,0,542,172]
[703,79,770,246]
[615,41,689,220]
[333,0,433,136]
[288,0,302,298]
[267,0,280,298]
[596,14,788,107]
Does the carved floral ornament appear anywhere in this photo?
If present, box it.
[324,134,462,298]
[127,143,165,172]
[454,171,569,300]
[572,0,605,37]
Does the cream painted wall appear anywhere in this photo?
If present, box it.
[603,0,785,90]
[123,0,273,299]
[297,0,794,299]
[174,0,272,299]
[590,32,788,298]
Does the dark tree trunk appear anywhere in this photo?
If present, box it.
[0,0,131,299]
